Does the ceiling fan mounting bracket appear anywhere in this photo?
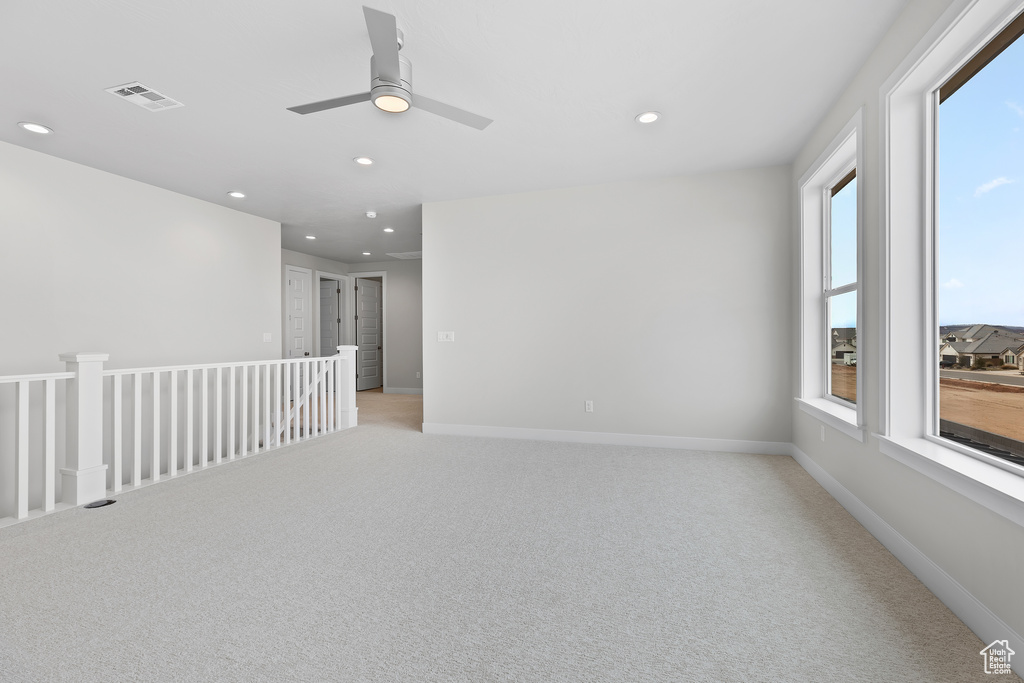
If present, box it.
[370,53,412,91]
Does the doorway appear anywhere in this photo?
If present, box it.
[284,265,312,359]
[315,271,351,356]
[350,273,385,391]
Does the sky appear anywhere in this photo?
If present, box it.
[829,177,857,329]
[938,34,1024,327]
[828,33,1024,331]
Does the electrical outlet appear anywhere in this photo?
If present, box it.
[820,426,825,442]
[437,331,455,342]
[416,371,421,379]
[585,400,594,413]
[263,332,272,343]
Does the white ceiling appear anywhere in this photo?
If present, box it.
[0,0,908,264]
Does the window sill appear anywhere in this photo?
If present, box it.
[876,435,1024,528]
[796,397,865,442]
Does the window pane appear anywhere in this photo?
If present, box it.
[938,28,1024,467]
[830,176,857,289]
[829,290,857,403]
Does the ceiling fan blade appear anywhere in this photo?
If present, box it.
[363,6,401,85]
[412,94,492,130]
[287,92,371,115]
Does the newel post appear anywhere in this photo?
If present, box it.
[336,345,359,428]
[59,352,109,505]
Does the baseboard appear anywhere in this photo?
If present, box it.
[791,444,1022,674]
[384,387,423,395]
[421,422,791,455]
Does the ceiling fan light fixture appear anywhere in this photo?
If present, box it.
[372,90,411,113]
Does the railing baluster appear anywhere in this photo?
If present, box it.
[44,378,57,508]
[112,375,123,493]
[185,368,194,472]
[152,371,161,482]
[168,370,178,478]
[215,367,223,464]
[200,368,209,469]
[319,359,327,435]
[240,364,248,457]
[283,362,291,444]
[303,360,311,439]
[251,364,260,454]
[227,366,236,460]
[133,373,142,487]
[326,362,334,433]
[263,364,271,451]
[334,357,342,428]
[292,361,301,442]
[14,381,29,519]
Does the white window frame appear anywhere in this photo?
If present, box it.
[878,0,1024,526]
[824,166,859,406]
[797,110,865,442]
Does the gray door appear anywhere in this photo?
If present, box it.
[356,278,382,390]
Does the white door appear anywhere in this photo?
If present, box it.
[319,279,340,355]
[285,266,312,359]
[356,278,382,390]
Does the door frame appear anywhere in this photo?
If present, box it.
[348,271,387,392]
[282,265,313,359]
[314,270,352,356]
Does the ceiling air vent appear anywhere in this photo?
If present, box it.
[386,251,422,260]
[105,82,183,111]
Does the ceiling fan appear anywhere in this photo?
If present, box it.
[287,6,492,130]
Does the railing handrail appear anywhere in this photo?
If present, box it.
[102,356,343,377]
[0,371,75,384]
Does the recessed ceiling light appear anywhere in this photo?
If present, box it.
[305,235,316,240]
[362,252,371,256]
[19,121,53,134]
[227,191,245,198]
[635,111,660,124]
[354,157,374,165]
[366,211,377,218]
[383,227,394,233]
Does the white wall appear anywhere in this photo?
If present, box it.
[791,0,1024,643]
[0,141,281,375]
[423,167,792,445]
[350,260,423,393]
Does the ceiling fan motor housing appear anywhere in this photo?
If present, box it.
[370,54,413,111]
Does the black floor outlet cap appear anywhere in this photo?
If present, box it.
[84,499,116,509]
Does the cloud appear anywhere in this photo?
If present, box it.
[942,278,964,289]
[1008,101,1024,118]
[974,177,1013,197]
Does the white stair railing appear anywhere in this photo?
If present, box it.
[0,347,357,528]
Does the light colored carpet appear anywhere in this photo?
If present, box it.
[0,392,1013,682]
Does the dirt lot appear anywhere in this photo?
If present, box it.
[940,378,1024,442]
[830,366,1024,442]
[830,363,856,403]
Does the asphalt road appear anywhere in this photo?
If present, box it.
[940,369,1024,387]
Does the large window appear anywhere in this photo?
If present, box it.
[936,11,1024,469]
[797,112,862,440]
[880,0,1024,516]
[827,170,858,404]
